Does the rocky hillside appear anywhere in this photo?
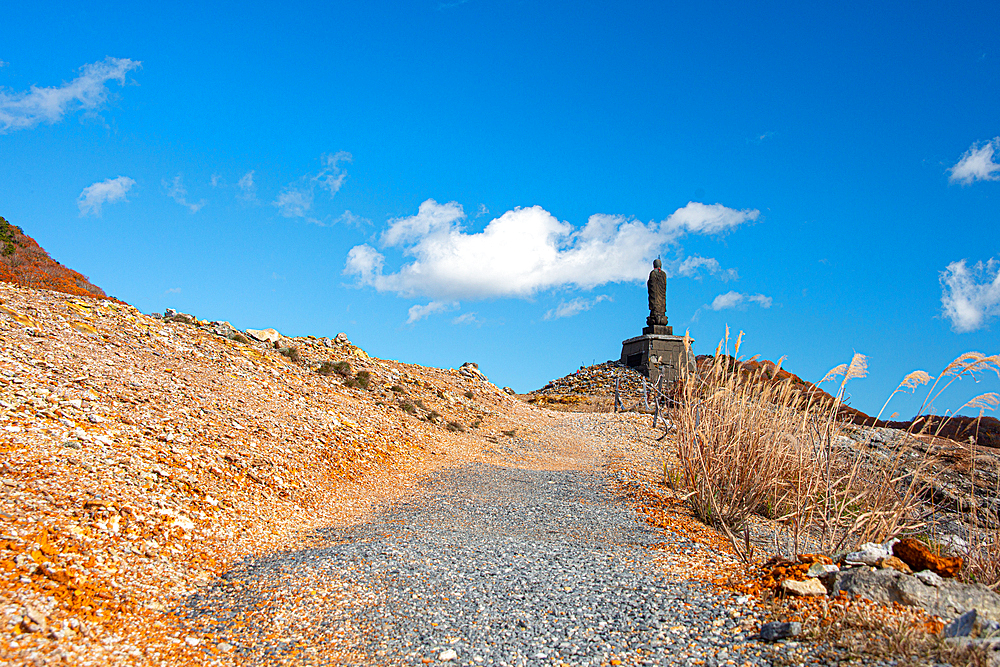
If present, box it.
[0,216,108,300]
[0,281,526,665]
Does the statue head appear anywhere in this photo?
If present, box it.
[652,258,662,270]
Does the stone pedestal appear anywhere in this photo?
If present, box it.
[621,328,694,385]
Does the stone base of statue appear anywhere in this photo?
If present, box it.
[643,315,673,336]
[621,317,694,385]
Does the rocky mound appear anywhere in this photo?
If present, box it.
[0,216,109,300]
[523,360,649,411]
[0,282,522,664]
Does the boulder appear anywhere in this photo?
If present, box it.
[246,328,281,344]
[830,566,1000,622]
[334,332,349,344]
[502,386,516,395]
[893,537,963,578]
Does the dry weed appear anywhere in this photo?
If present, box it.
[671,330,926,559]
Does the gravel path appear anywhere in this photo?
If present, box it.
[180,414,772,667]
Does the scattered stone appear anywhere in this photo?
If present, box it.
[334,332,349,344]
[459,362,487,381]
[880,555,912,574]
[944,609,978,638]
[502,386,515,395]
[759,621,802,641]
[20,606,46,633]
[439,648,459,661]
[166,311,196,324]
[830,566,1000,622]
[894,537,963,578]
[845,542,890,566]
[781,577,827,597]
[246,328,281,343]
[217,642,234,652]
[806,562,839,578]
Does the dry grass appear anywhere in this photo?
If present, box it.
[668,330,1000,588]
[671,330,927,559]
[764,595,994,667]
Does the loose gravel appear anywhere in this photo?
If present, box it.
[180,414,778,667]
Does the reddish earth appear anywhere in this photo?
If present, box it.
[0,217,109,300]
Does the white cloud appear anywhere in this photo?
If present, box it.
[77,176,135,217]
[406,300,458,324]
[237,170,258,202]
[345,199,759,301]
[0,62,8,68]
[452,312,481,325]
[0,57,140,133]
[165,287,181,294]
[940,258,1000,332]
[709,291,773,311]
[544,295,611,320]
[275,152,351,218]
[163,174,205,213]
[949,138,1000,185]
[677,255,738,281]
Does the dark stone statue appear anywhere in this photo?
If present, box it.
[647,258,667,321]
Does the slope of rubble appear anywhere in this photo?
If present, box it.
[0,281,525,665]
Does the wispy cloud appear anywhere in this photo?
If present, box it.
[163,174,206,213]
[275,152,351,219]
[746,131,775,145]
[544,295,611,320]
[940,258,1000,332]
[452,312,481,326]
[345,199,759,301]
[165,287,182,295]
[77,176,135,217]
[676,255,738,281]
[0,57,141,133]
[237,170,258,203]
[708,291,773,311]
[949,138,1000,185]
[406,300,459,324]
[305,210,371,228]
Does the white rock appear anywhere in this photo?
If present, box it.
[438,649,458,661]
[781,577,827,597]
[245,328,281,343]
[846,542,889,566]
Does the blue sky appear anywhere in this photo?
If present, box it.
[1,1,998,418]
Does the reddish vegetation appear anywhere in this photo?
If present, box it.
[893,538,963,578]
[0,216,109,300]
